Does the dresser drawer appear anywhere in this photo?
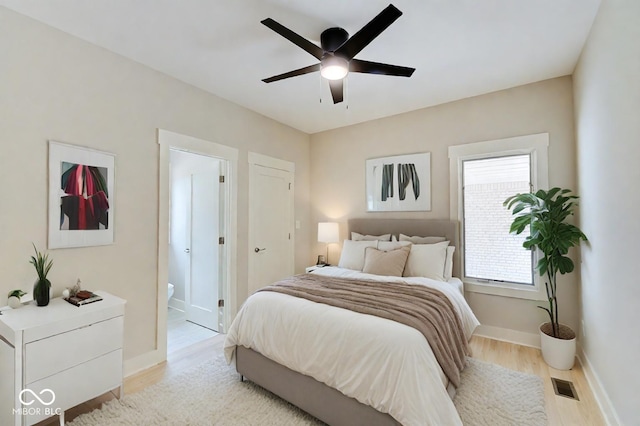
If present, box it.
[25,316,123,384]
[25,349,122,425]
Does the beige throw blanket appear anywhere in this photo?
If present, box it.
[258,273,469,387]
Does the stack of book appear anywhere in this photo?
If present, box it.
[66,290,103,306]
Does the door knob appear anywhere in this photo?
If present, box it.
[254,247,266,253]
[185,248,190,253]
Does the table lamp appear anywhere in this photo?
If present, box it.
[317,222,339,265]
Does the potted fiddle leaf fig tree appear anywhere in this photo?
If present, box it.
[504,188,587,370]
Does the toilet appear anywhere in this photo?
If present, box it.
[168,283,175,301]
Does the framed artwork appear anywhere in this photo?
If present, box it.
[366,152,431,212]
[48,141,115,248]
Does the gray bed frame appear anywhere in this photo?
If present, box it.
[235,219,460,426]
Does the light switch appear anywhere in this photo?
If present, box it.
[295,220,301,229]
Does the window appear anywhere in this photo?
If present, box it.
[449,133,549,300]
[462,155,533,285]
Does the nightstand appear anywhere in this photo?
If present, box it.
[0,291,125,426]
[306,265,328,273]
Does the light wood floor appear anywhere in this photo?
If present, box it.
[469,336,605,425]
[38,334,605,425]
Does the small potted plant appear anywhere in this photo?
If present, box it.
[29,244,53,307]
[7,290,27,309]
[504,188,588,370]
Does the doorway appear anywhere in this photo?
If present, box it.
[167,150,221,353]
[157,129,238,364]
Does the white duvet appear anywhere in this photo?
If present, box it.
[224,267,479,426]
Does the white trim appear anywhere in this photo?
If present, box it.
[577,345,621,426]
[168,298,185,311]
[123,349,164,377]
[248,151,295,172]
[449,133,549,300]
[473,324,541,348]
[156,129,238,369]
[463,278,547,301]
[163,130,239,161]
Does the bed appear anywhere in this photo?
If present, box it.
[224,219,479,426]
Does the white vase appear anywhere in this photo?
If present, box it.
[8,296,21,309]
[539,322,576,370]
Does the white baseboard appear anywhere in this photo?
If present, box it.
[576,345,620,426]
[168,298,185,311]
[123,349,166,377]
[473,324,540,348]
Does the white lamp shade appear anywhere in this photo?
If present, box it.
[318,222,339,243]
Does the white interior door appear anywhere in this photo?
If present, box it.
[249,161,294,295]
[185,163,221,331]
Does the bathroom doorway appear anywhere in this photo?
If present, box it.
[167,149,224,353]
[157,129,238,363]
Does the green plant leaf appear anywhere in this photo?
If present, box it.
[29,244,53,281]
[557,256,575,274]
[8,289,27,299]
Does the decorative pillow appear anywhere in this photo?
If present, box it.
[378,240,412,251]
[351,232,391,241]
[399,234,447,244]
[338,240,378,271]
[362,246,411,277]
[403,241,450,281]
[444,246,456,280]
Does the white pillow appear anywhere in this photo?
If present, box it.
[444,246,456,280]
[378,240,412,251]
[403,241,450,281]
[338,240,378,271]
[362,246,411,277]
[351,232,391,241]
[399,234,447,244]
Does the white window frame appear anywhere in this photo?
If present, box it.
[449,133,549,301]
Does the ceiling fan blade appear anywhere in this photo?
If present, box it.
[261,18,324,60]
[329,79,344,104]
[350,59,415,77]
[262,64,321,83]
[335,4,402,60]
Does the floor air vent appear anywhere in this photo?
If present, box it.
[551,378,579,400]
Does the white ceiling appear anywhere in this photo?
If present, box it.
[0,0,601,134]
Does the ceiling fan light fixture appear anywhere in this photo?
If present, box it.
[321,56,349,80]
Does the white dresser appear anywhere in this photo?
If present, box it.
[0,291,125,426]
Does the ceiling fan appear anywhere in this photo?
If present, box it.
[261,4,415,104]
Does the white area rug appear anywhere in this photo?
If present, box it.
[454,358,547,426]
[68,354,546,426]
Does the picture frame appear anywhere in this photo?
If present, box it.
[366,152,431,212]
[48,141,115,249]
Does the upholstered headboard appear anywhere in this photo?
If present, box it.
[347,218,461,278]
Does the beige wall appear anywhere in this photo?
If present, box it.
[310,77,578,336]
[0,8,311,361]
[574,0,640,423]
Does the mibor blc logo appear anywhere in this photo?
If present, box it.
[19,389,56,406]
[13,388,61,417]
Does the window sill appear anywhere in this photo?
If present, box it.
[464,279,547,301]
